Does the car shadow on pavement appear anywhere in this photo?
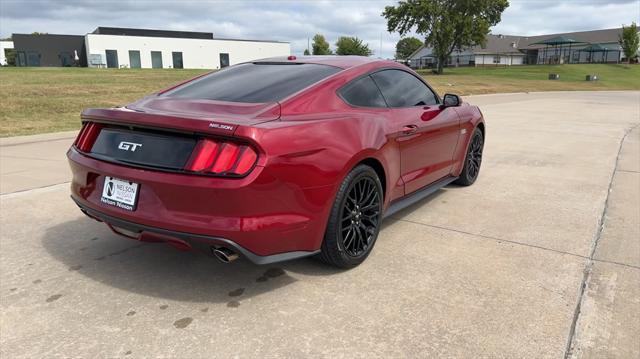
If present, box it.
[387,187,447,220]
[40,217,345,304]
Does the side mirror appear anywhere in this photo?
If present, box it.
[441,93,461,108]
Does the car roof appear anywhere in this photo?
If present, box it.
[253,55,395,69]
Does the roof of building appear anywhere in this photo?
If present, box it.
[530,35,588,46]
[12,33,84,39]
[472,34,525,55]
[581,43,623,52]
[92,26,214,39]
[518,28,622,48]
[89,26,288,43]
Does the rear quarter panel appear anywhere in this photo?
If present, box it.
[238,111,402,206]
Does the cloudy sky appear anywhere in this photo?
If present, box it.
[1,0,638,58]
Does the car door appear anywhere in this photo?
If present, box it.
[371,69,460,195]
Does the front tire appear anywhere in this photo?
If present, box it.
[455,127,484,186]
[318,165,383,268]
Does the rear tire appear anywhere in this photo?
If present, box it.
[455,127,484,186]
[318,165,383,268]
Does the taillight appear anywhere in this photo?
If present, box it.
[74,122,103,152]
[185,139,219,171]
[185,139,258,176]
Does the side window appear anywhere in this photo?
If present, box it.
[339,75,387,108]
[370,69,438,107]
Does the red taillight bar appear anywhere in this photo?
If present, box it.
[185,139,258,176]
[75,122,103,152]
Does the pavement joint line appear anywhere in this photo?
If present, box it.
[0,169,31,176]
[0,154,67,162]
[563,123,640,359]
[0,181,70,198]
[616,169,640,174]
[0,136,77,148]
[393,217,588,260]
[591,258,640,271]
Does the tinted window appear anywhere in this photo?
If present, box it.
[371,69,438,107]
[165,63,341,103]
[339,76,387,108]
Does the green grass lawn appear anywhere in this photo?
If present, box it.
[420,64,640,95]
[1,64,638,137]
[0,67,208,137]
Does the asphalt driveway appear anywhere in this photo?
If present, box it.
[1,91,639,358]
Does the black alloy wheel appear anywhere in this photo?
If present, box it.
[339,176,380,257]
[319,165,383,268]
[455,127,484,186]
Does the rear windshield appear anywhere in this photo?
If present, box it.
[164,63,341,103]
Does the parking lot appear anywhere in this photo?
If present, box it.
[1,91,638,358]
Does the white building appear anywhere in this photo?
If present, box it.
[409,34,525,69]
[84,27,290,69]
[0,40,14,65]
[408,28,627,69]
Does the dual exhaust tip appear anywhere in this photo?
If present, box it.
[212,247,239,263]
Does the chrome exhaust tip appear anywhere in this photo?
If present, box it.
[212,247,239,263]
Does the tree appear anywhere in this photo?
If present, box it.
[383,0,509,74]
[303,49,310,55]
[395,36,423,60]
[312,34,332,55]
[619,22,639,64]
[335,36,372,56]
[4,49,16,66]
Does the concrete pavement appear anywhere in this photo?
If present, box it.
[0,131,76,194]
[1,92,639,358]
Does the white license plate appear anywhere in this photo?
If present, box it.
[101,177,139,211]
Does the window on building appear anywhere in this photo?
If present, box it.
[17,51,26,67]
[164,62,341,103]
[370,69,438,107]
[151,51,163,69]
[572,51,580,63]
[105,50,118,68]
[172,52,183,69]
[129,50,141,68]
[27,51,41,66]
[59,52,72,67]
[493,55,501,64]
[219,53,230,68]
[339,75,387,108]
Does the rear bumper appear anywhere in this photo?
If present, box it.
[67,147,335,258]
[73,197,319,265]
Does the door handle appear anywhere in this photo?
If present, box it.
[402,125,418,135]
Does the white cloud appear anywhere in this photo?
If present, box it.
[0,0,637,58]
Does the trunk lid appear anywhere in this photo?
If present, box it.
[81,96,280,136]
[77,96,276,174]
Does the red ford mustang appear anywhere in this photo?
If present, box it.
[68,56,484,268]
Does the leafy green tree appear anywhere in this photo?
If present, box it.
[312,34,332,55]
[383,0,509,74]
[335,36,372,56]
[395,36,423,59]
[4,49,16,66]
[303,49,310,55]
[619,22,639,64]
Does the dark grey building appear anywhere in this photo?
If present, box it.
[13,33,87,67]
